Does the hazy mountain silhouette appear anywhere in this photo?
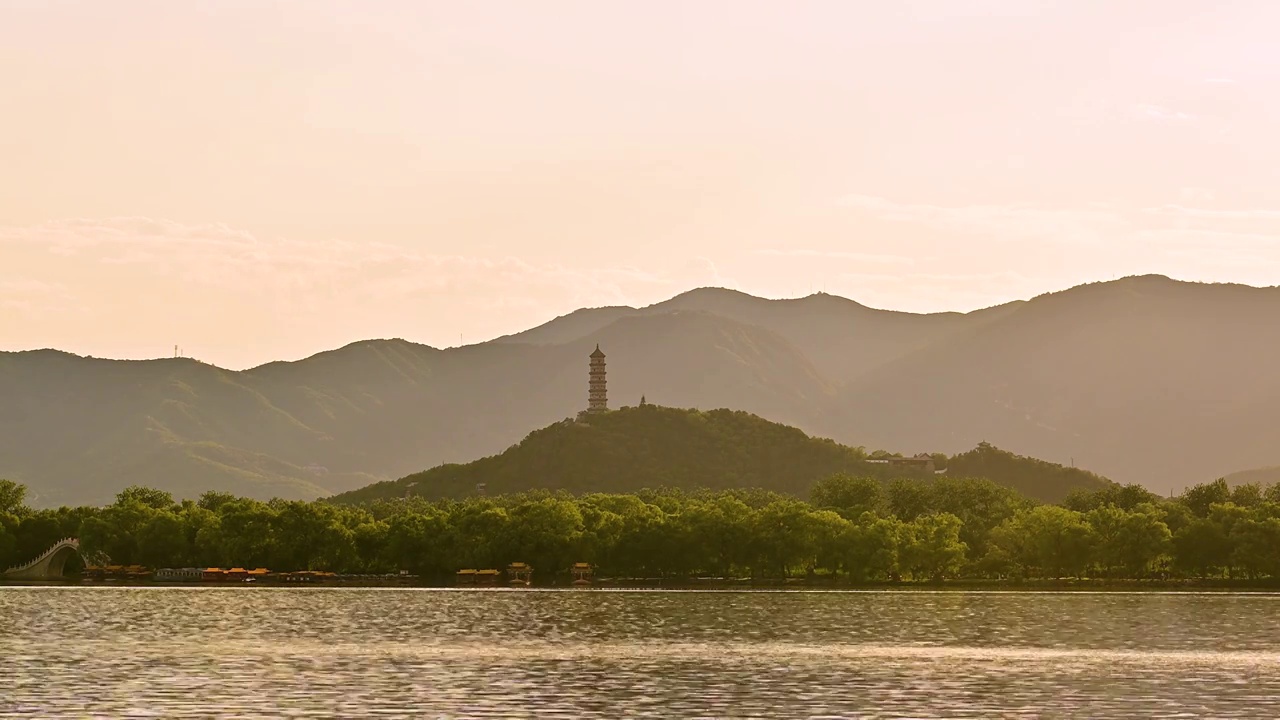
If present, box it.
[837,275,1280,494]
[497,287,1021,383]
[2,275,1275,504]
[1223,466,1280,488]
[1,312,832,506]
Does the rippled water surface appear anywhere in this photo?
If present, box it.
[4,588,1280,718]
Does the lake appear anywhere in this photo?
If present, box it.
[3,588,1279,718]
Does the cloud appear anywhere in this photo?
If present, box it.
[832,193,1280,294]
[0,278,68,294]
[838,194,1125,246]
[1142,205,1280,221]
[1130,103,1195,122]
[752,248,917,265]
[1178,188,1216,204]
[0,217,741,360]
[840,193,1280,247]
[6,208,1280,366]
[0,278,75,315]
[0,217,671,303]
[682,256,735,289]
[835,269,1051,313]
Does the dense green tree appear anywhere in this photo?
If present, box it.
[992,505,1093,579]
[807,509,853,576]
[886,478,932,522]
[1172,518,1231,578]
[449,503,512,570]
[675,495,753,577]
[900,513,967,581]
[1230,483,1265,508]
[750,499,820,577]
[272,501,351,571]
[17,463,1280,585]
[1089,504,1171,578]
[810,474,884,521]
[16,513,73,564]
[1157,500,1195,537]
[385,509,451,576]
[216,500,278,568]
[0,510,21,570]
[1231,518,1280,579]
[500,498,585,577]
[135,511,188,569]
[353,521,390,573]
[197,491,238,512]
[0,479,29,516]
[1182,479,1231,518]
[1063,483,1161,513]
[841,513,901,581]
[115,486,176,511]
[929,476,1029,560]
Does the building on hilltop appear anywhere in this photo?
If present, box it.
[588,344,608,413]
[865,453,938,473]
[890,453,937,473]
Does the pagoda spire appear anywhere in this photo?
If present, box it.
[588,345,607,412]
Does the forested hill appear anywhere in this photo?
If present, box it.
[329,406,1113,505]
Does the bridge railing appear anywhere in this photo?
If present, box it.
[3,537,80,574]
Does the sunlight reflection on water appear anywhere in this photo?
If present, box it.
[3,588,1280,718]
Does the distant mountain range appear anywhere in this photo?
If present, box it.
[3,274,1277,505]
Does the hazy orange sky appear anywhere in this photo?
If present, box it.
[3,1,1279,369]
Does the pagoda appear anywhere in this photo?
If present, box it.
[588,345,608,413]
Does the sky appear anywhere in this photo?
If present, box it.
[2,0,1279,369]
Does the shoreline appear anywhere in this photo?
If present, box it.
[5,578,1280,592]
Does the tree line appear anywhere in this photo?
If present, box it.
[3,475,1279,583]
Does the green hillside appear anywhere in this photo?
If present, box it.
[945,442,1114,503]
[330,405,1113,505]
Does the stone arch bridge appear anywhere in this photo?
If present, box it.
[2,538,80,580]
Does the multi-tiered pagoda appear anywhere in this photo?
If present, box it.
[588,345,608,413]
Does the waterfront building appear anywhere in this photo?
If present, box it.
[456,568,477,586]
[155,567,203,582]
[476,568,500,586]
[588,345,607,413]
[571,562,594,586]
[507,562,532,587]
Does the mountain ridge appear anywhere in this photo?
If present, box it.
[3,274,1278,505]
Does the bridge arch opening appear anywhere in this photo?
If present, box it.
[44,544,79,577]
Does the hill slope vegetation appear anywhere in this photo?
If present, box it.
[330,406,1112,505]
